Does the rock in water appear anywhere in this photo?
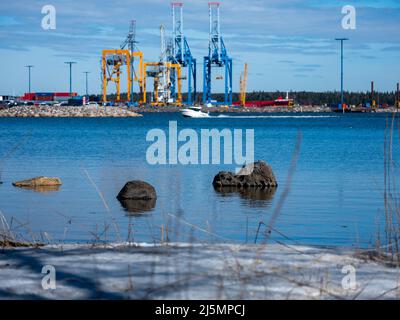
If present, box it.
[117,181,157,214]
[12,177,62,187]
[213,161,277,188]
[212,172,237,187]
[236,161,278,188]
[117,181,157,200]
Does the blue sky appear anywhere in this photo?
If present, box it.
[0,0,399,96]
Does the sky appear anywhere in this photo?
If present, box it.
[0,0,399,96]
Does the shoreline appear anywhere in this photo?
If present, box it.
[1,242,399,299]
[0,105,399,117]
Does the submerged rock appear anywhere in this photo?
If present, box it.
[117,181,157,214]
[213,161,278,188]
[13,176,62,188]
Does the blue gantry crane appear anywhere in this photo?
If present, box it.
[169,2,197,105]
[203,2,232,106]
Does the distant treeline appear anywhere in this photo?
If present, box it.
[97,90,400,106]
[228,91,399,106]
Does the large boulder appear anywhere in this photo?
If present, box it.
[117,181,157,200]
[213,161,277,188]
[117,181,157,214]
[13,177,62,187]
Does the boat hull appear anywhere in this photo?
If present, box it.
[181,109,210,118]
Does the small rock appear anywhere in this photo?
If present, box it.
[12,176,62,187]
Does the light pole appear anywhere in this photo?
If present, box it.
[83,71,90,97]
[25,65,34,93]
[64,61,77,96]
[335,38,349,114]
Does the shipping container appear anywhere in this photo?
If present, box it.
[36,92,54,97]
[21,93,36,101]
[54,92,73,97]
[68,99,83,106]
[54,96,70,102]
[36,96,54,101]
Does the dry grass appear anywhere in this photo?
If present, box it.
[379,113,400,265]
[0,211,43,248]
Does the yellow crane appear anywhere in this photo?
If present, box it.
[101,49,144,104]
[240,63,248,107]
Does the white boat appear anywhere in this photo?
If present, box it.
[181,106,210,118]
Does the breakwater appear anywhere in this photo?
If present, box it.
[0,106,142,118]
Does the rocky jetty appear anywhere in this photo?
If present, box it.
[0,106,142,118]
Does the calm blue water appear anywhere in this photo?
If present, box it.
[0,113,398,247]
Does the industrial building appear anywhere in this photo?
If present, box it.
[0,95,16,102]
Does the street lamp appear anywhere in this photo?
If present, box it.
[83,71,90,97]
[64,61,77,96]
[335,38,349,114]
[25,65,34,93]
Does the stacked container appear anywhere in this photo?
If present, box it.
[35,93,54,101]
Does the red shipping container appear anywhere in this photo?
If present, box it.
[54,92,72,97]
[36,96,53,101]
[21,93,36,100]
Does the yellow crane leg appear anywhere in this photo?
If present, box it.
[102,53,107,103]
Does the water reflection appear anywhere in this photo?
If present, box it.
[14,185,61,193]
[214,186,277,208]
[118,198,157,216]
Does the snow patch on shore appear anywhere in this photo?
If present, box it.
[0,243,399,300]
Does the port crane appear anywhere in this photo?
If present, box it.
[102,21,144,104]
[168,2,197,105]
[101,49,131,103]
[158,25,172,104]
[143,25,182,106]
[203,2,233,106]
